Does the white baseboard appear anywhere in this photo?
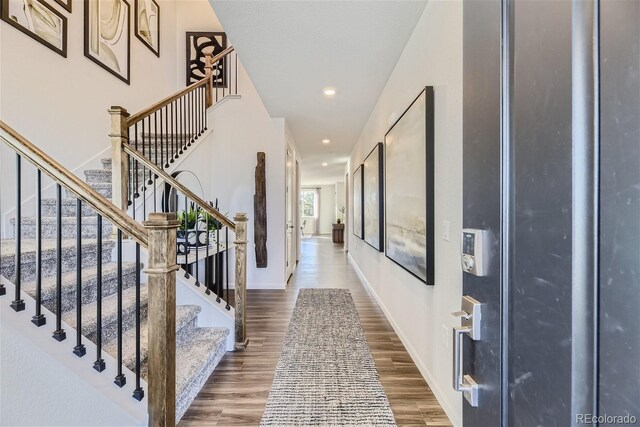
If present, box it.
[228,282,286,290]
[348,254,462,427]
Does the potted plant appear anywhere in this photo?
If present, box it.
[177,206,208,247]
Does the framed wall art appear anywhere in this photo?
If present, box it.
[84,0,131,84]
[135,0,159,56]
[384,87,434,285]
[353,164,364,239]
[363,142,384,251]
[54,0,71,12]
[1,0,68,57]
[186,31,227,87]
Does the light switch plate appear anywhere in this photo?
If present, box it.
[443,220,450,241]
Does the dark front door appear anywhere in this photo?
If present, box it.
[461,1,640,426]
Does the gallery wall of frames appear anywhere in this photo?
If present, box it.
[0,0,223,86]
[352,86,435,286]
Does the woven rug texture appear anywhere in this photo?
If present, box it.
[260,288,396,426]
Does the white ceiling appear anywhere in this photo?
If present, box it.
[209,0,427,185]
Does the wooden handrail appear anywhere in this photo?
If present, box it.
[0,121,149,247]
[122,143,236,231]
[127,46,235,127]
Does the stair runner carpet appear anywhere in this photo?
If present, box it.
[260,288,396,426]
[1,154,228,422]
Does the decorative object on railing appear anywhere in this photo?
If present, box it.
[254,152,268,268]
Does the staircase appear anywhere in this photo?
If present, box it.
[1,46,245,426]
[1,155,229,422]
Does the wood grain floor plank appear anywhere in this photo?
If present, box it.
[179,237,451,426]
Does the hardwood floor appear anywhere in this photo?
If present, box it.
[179,236,451,426]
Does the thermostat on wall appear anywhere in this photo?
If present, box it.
[461,229,491,277]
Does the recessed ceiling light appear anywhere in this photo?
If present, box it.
[322,139,330,144]
[322,162,328,167]
[323,88,336,96]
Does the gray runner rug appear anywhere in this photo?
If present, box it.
[260,289,396,426]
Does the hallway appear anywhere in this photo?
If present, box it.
[180,236,450,426]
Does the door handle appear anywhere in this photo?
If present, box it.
[453,325,479,407]
[452,295,482,407]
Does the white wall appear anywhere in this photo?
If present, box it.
[347,2,463,425]
[0,0,180,235]
[206,63,287,289]
[335,181,345,223]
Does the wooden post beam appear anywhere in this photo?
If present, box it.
[144,212,180,427]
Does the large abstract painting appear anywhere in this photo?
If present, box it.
[353,165,364,239]
[1,0,67,57]
[186,32,227,87]
[364,143,383,251]
[135,0,159,56]
[384,87,434,285]
[84,0,131,84]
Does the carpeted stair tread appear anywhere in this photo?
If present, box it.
[0,239,115,281]
[40,198,97,217]
[21,262,138,310]
[11,216,112,239]
[175,326,229,420]
[63,285,148,343]
[103,305,202,372]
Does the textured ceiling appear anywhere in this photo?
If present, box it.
[210,0,427,185]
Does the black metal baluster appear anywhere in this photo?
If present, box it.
[73,199,86,357]
[52,184,66,341]
[154,112,159,168]
[196,88,200,136]
[11,155,25,311]
[178,98,184,155]
[93,214,105,372]
[194,204,200,287]
[31,170,45,325]
[132,123,138,221]
[143,165,147,221]
[159,109,165,169]
[147,116,153,185]
[163,107,169,168]
[184,195,189,279]
[141,118,148,190]
[216,223,221,302]
[114,229,126,387]
[132,242,144,400]
[204,211,210,295]
[225,226,230,310]
[204,87,209,131]
[169,102,175,163]
[188,92,193,147]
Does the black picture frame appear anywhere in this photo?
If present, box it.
[186,31,227,87]
[84,0,131,84]
[363,142,384,251]
[54,0,71,13]
[134,0,160,57]
[1,0,68,57]
[384,87,435,285]
[353,164,364,239]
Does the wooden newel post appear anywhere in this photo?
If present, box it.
[143,213,180,427]
[204,53,214,108]
[109,106,130,212]
[234,212,249,350]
